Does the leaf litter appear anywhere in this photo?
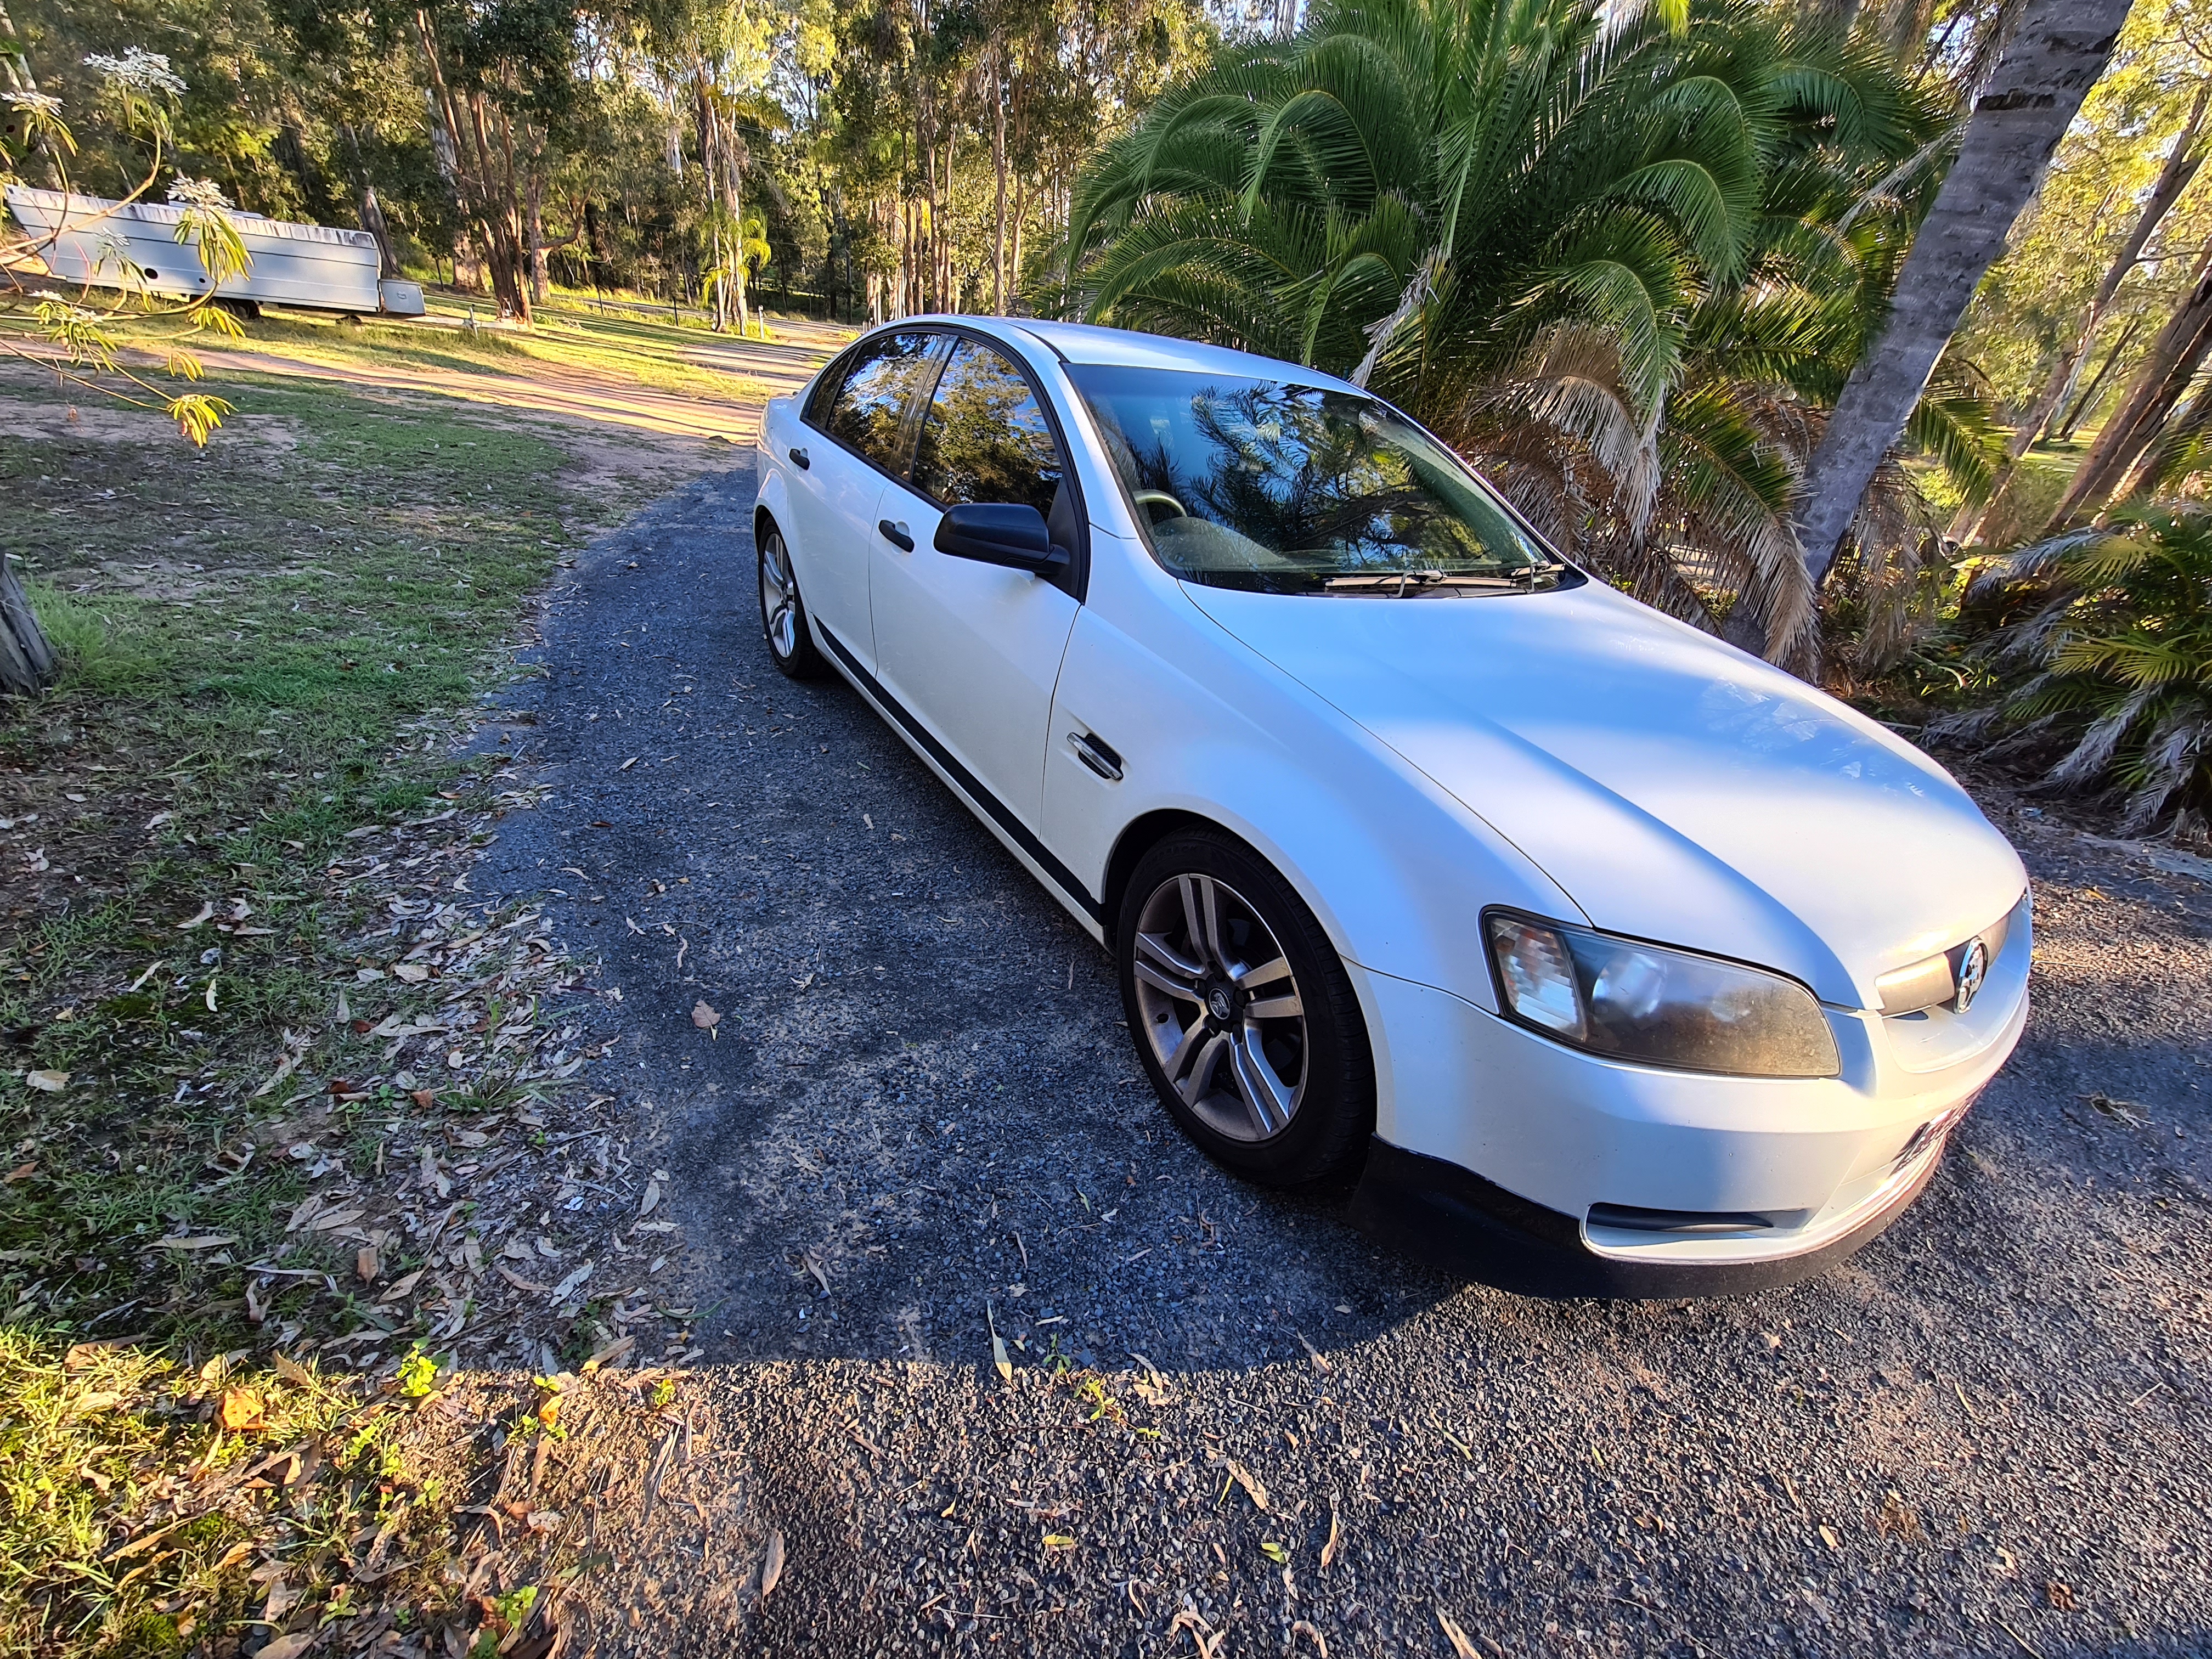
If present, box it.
[0,772,719,1656]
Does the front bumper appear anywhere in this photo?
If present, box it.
[1346,1120,1953,1297]
[1343,907,2029,1296]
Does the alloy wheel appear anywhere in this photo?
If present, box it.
[759,531,799,660]
[1130,872,1307,1142]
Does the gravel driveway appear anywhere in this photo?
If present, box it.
[470,459,2212,1658]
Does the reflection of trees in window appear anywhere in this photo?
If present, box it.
[827,333,936,468]
[1183,386,1474,569]
[916,345,1062,516]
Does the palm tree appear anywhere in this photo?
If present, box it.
[1931,504,2212,836]
[1061,0,1983,668]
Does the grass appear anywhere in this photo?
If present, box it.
[213,301,791,409]
[0,362,641,1656]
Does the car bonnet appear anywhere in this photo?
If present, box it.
[1178,579,2027,1009]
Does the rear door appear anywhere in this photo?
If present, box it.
[869,335,1084,835]
[788,330,941,670]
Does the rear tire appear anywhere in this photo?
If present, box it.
[1117,829,1373,1188]
[758,522,828,680]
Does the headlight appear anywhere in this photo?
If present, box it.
[1485,912,1839,1078]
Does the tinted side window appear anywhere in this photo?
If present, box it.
[819,331,938,471]
[912,341,1064,520]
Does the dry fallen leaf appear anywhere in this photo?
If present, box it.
[255,1633,313,1659]
[639,1178,662,1217]
[217,1387,265,1432]
[691,999,721,1037]
[1436,1607,1480,1658]
[271,1351,314,1388]
[392,962,431,983]
[1042,1533,1076,1550]
[585,1335,634,1370]
[1170,1609,1223,1658]
[759,1528,786,1600]
[25,1070,69,1093]
[1226,1458,1269,1511]
[356,1246,380,1284]
[1320,1503,1341,1572]
[151,1233,237,1251]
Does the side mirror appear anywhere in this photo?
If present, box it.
[934,503,1069,576]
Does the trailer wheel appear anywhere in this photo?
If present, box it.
[212,297,260,323]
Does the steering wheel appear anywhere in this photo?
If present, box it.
[1132,490,1189,521]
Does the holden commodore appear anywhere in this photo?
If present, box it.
[751,318,2029,1296]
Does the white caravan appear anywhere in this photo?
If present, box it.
[3,185,424,318]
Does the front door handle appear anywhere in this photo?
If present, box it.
[1068,730,1124,782]
[788,445,810,470]
[878,519,914,551]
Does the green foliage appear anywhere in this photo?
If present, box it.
[0,33,250,445]
[1938,505,2212,833]
[1062,0,1990,665]
[396,1347,438,1398]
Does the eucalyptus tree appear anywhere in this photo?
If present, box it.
[1064,0,1965,665]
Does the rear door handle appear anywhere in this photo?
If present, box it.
[788,446,809,470]
[878,519,914,551]
[1068,730,1123,781]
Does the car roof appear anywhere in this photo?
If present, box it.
[883,314,1366,398]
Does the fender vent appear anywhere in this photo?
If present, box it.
[1587,1203,1774,1235]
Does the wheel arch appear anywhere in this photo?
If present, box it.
[1101,809,1233,936]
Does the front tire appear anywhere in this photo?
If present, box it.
[1117,830,1373,1188]
[758,523,827,679]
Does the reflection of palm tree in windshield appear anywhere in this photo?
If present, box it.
[1183,386,1480,571]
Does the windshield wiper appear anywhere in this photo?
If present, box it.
[1321,568,1542,595]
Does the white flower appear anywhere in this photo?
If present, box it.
[3,89,62,116]
[167,176,231,210]
[83,48,186,97]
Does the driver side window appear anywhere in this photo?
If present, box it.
[912,341,1065,520]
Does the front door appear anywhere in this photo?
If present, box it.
[869,337,1082,834]
[789,329,941,671]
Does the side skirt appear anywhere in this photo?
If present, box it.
[815,621,1108,945]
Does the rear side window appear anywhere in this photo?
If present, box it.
[816,331,939,472]
[912,340,1064,520]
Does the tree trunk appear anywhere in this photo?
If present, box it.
[0,2,60,188]
[1791,0,2134,595]
[2056,311,2144,438]
[414,13,530,321]
[526,168,548,305]
[1960,78,2208,543]
[2045,242,2212,525]
[0,554,55,696]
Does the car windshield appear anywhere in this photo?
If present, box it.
[1067,364,1567,595]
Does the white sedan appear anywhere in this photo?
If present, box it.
[753,318,2029,1297]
